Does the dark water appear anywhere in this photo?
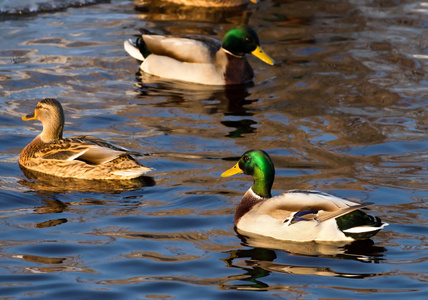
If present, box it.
[0,0,427,298]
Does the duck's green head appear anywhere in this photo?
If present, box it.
[222,26,275,65]
[221,149,274,198]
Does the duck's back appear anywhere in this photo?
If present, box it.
[19,135,151,180]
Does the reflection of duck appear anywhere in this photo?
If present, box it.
[124,26,274,85]
[134,75,258,137]
[133,4,254,24]
[237,231,386,261]
[222,240,386,289]
[221,150,388,242]
[135,0,257,8]
[19,167,155,193]
[19,99,152,180]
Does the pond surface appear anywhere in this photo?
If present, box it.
[0,0,427,299]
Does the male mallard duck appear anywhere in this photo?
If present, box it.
[19,98,152,180]
[221,150,388,242]
[124,26,274,85]
[150,0,258,7]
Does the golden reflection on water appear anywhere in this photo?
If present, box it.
[134,0,255,24]
[19,167,155,193]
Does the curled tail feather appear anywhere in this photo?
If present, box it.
[124,39,147,61]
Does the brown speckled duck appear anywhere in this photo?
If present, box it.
[19,98,152,180]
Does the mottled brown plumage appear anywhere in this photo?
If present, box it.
[19,99,152,180]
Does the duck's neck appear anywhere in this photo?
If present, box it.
[251,166,273,199]
[40,119,63,143]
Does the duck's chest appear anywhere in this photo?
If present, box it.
[20,137,50,162]
[223,55,254,85]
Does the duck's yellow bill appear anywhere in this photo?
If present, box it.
[22,111,37,121]
[221,162,243,177]
[251,45,275,65]
[250,0,258,3]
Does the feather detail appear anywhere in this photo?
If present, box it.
[316,203,373,223]
[124,39,146,61]
[257,190,356,218]
[141,35,219,63]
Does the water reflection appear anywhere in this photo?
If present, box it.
[222,238,386,290]
[15,254,97,274]
[236,231,386,261]
[19,167,155,193]
[135,74,259,137]
[134,0,254,24]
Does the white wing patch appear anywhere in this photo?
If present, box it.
[112,167,152,178]
[66,148,90,161]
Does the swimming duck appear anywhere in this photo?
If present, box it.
[221,150,388,242]
[149,0,258,7]
[19,98,152,180]
[124,26,274,85]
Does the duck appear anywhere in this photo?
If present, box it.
[123,26,274,85]
[19,98,152,180]
[221,149,388,242]
[147,0,258,7]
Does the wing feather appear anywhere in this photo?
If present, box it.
[142,34,221,63]
[41,136,140,165]
[316,203,373,222]
[257,190,357,217]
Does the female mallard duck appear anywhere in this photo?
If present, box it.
[221,150,388,242]
[151,0,257,7]
[124,26,274,85]
[19,98,152,180]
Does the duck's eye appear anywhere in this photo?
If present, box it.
[245,37,253,43]
[244,156,250,162]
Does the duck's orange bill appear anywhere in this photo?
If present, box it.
[22,111,37,121]
[221,162,243,177]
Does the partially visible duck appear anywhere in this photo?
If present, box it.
[221,149,388,242]
[136,0,257,8]
[19,98,152,180]
[124,26,274,85]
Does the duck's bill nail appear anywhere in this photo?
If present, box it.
[22,111,37,121]
[221,163,243,177]
[251,46,275,65]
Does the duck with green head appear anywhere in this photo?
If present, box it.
[124,26,274,85]
[221,150,388,242]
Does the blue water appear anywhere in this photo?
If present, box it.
[0,0,427,299]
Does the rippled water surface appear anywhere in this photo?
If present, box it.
[0,0,427,298]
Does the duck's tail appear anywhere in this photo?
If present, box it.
[124,38,149,62]
[335,209,389,240]
[112,166,153,179]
